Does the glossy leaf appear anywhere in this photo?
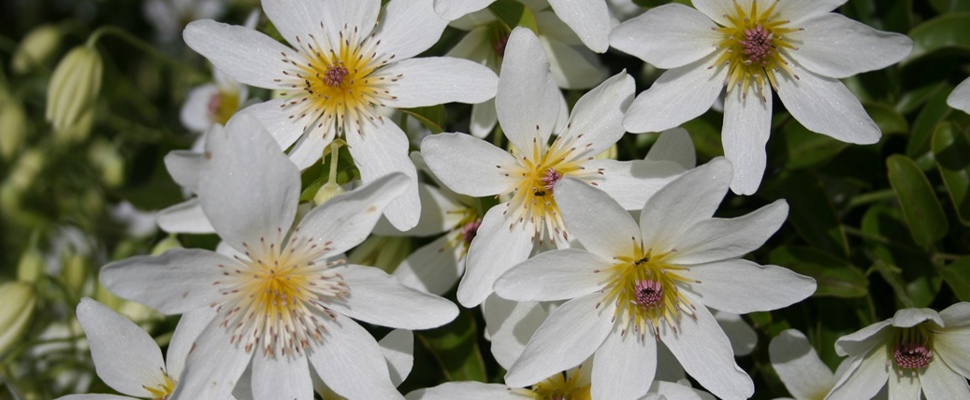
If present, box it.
[932,122,970,226]
[907,83,953,157]
[904,13,970,64]
[864,103,908,135]
[488,0,539,34]
[780,119,850,170]
[886,154,948,247]
[416,309,488,382]
[940,256,970,301]
[764,171,849,257]
[769,246,868,298]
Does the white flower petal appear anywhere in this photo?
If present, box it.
[887,370,921,400]
[309,318,403,400]
[494,249,611,302]
[76,298,165,398]
[690,0,737,26]
[922,355,970,399]
[378,0,448,60]
[775,62,881,145]
[670,200,788,265]
[554,178,641,257]
[541,37,607,90]
[198,113,300,252]
[560,72,634,157]
[827,348,890,400]
[318,0,382,45]
[934,333,970,378]
[713,310,757,356]
[157,199,215,234]
[939,301,970,330]
[834,320,893,357]
[655,342,687,382]
[252,353,312,400]
[788,14,912,79]
[456,207,535,307]
[547,0,611,52]
[769,329,835,400]
[639,158,732,251]
[722,82,773,195]
[646,128,697,170]
[383,57,498,108]
[100,249,229,314]
[434,0,494,21]
[470,99,498,138]
[166,307,218,379]
[592,331,656,400]
[483,295,549,370]
[296,173,410,257]
[57,395,136,400]
[286,126,331,170]
[504,294,613,388]
[891,308,944,328]
[329,265,457,329]
[405,382,521,400]
[180,84,218,132]
[345,119,420,230]
[165,149,204,194]
[623,55,725,133]
[393,235,464,296]
[171,319,252,400]
[240,99,311,151]
[609,4,720,69]
[421,132,518,197]
[648,380,717,400]
[584,159,686,210]
[948,77,970,114]
[262,0,332,47]
[776,0,847,25]
[379,329,414,387]
[445,25,492,62]
[497,28,561,152]
[378,179,468,238]
[183,20,292,89]
[661,303,753,400]
[687,259,816,314]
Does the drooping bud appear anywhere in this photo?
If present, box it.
[313,181,345,206]
[88,138,124,187]
[60,252,88,296]
[0,281,37,356]
[0,100,27,160]
[45,46,102,137]
[17,245,44,284]
[150,234,183,255]
[12,24,62,74]
[7,148,44,194]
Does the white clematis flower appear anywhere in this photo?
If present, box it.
[610,0,913,194]
[492,158,817,400]
[100,113,457,400]
[434,0,612,53]
[770,329,840,400]
[183,0,499,231]
[826,304,970,400]
[947,77,970,114]
[422,27,687,307]
[55,298,223,400]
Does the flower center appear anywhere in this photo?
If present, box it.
[214,229,348,357]
[144,370,176,400]
[277,24,399,140]
[713,0,800,100]
[529,367,591,400]
[461,220,482,245]
[891,325,934,376]
[207,90,240,126]
[494,34,510,58]
[598,240,698,338]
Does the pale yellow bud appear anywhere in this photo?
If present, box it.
[53,103,95,145]
[46,46,102,136]
[7,148,44,193]
[151,234,183,255]
[61,252,88,295]
[88,139,124,187]
[12,24,62,74]
[17,246,44,283]
[0,101,28,160]
[313,182,345,206]
[0,281,37,355]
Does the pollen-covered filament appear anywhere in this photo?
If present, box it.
[277,23,399,139]
[511,365,590,400]
[214,228,348,357]
[499,131,604,243]
[713,0,800,100]
[598,238,698,338]
[143,370,175,400]
[891,325,934,377]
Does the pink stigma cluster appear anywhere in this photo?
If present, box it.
[541,169,562,192]
[634,279,663,308]
[322,64,349,87]
[893,341,933,371]
[740,25,773,66]
[461,220,482,245]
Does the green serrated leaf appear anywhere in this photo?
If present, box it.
[940,256,970,301]
[932,122,970,226]
[904,13,970,64]
[488,0,539,34]
[886,154,948,247]
[400,105,447,135]
[769,246,868,298]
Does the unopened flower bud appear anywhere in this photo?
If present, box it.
[46,46,102,136]
[151,234,182,255]
[7,148,44,193]
[17,246,44,284]
[312,181,345,206]
[12,24,62,74]
[61,252,88,295]
[0,281,37,355]
[88,139,124,187]
[0,101,27,160]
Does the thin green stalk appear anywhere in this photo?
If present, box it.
[86,26,207,81]
[846,189,896,209]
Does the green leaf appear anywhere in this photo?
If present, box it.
[400,105,446,134]
[769,246,868,298]
[940,256,970,301]
[488,0,539,34]
[764,171,849,257]
[682,112,723,159]
[780,119,850,169]
[897,82,949,115]
[864,103,908,135]
[416,309,488,382]
[907,83,953,158]
[886,154,948,247]
[870,261,917,308]
[904,13,970,64]
[932,122,970,226]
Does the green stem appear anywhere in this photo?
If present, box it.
[846,189,896,209]
[85,26,206,81]
[327,141,340,183]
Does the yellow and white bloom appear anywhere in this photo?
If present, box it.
[183,0,499,231]
[101,114,457,400]
[610,0,913,194]
[492,159,816,400]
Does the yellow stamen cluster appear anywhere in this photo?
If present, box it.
[712,0,800,100]
[529,366,591,400]
[598,237,698,338]
[276,23,399,140]
[143,369,176,400]
[214,227,348,357]
[208,89,240,126]
[498,128,604,243]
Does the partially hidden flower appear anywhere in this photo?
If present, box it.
[947,77,970,114]
[492,158,817,400]
[101,113,457,400]
[826,304,970,400]
[610,0,913,194]
[183,0,499,231]
[46,46,102,140]
[0,281,37,356]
